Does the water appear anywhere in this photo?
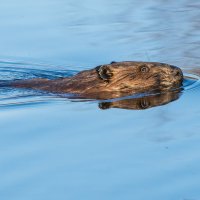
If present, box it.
[1,0,200,199]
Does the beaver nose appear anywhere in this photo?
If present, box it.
[174,69,181,77]
[174,68,183,77]
[172,67,183,81]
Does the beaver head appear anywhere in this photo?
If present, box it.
[71,61,183,98]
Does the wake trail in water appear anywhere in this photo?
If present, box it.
[0,61,81,106]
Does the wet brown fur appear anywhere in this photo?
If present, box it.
[11,61,183,99]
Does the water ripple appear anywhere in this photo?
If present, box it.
[183,73,200,91]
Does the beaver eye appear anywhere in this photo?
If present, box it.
[97,65,113,81]
[140,65,150,73]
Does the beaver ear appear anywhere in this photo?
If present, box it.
[96,65,113,81]
[110,61,116,64]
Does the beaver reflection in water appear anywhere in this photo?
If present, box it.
[99,90,181,110]
[11,61,183,100]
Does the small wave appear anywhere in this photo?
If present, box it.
[183,73,200,91]
[0,66,77,81]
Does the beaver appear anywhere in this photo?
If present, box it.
[9,61,183,99]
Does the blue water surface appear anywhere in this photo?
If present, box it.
[0,0,200,200]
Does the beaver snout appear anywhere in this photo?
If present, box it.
[172,66,183,83]
[160,65,183,88]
